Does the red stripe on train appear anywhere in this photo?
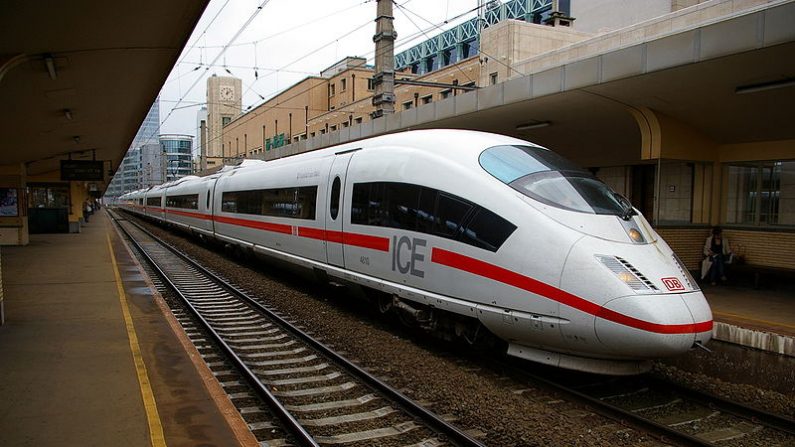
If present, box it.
[165,208,213,220]
[430,247,712,335]
[213,215,292,234]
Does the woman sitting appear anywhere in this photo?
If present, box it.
[703,227,731,285]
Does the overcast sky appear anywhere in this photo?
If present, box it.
[159,0,483,138]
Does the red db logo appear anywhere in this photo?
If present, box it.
[662,277,685,291]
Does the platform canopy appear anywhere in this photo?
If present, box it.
[0,1,209,178]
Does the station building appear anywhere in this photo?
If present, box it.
[216,0,795,275]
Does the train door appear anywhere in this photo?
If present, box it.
[325,151,356,267]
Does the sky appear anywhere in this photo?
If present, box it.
[158,0,486,139]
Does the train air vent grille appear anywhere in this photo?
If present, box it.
[672,254,700,291]
[595,255,659,292]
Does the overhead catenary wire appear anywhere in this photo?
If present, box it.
[198,7,484,151]
[141,0,275,148]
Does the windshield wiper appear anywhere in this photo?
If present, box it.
[615,193,636,221]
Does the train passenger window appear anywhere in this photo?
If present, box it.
[146,197,161,207]
[459,208,516,252]
[221,186,317,220]
[416,187,437,233]
[330,177,341,220]
[435,194,472,236]
[350,181,514,251]
[166,194,199,209]
[385,183,421,230]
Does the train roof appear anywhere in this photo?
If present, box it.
[121,130,542,192]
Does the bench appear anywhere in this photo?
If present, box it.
[729,261,795,289]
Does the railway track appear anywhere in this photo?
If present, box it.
[517,365,795,447]
[112,213,484,447]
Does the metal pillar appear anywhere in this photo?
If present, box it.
[371,0,396,118]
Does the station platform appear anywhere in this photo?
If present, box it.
[702,282,795,357]
[0,210,258,447]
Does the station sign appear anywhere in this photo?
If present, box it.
[60,160,104,181]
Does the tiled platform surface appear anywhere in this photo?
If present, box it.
[0,210,257,446]
[703,281,795,357]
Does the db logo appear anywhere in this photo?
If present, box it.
[662,277,685,291]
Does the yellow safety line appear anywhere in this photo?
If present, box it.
[107,234,168,447]
[713,310,795,331]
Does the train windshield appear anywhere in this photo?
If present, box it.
[480,145,630,217]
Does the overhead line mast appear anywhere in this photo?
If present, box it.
[371,0,396,118]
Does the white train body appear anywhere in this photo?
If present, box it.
[119,130,712,375]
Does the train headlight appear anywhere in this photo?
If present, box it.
[596,255,659,292]
[616,271,636,284]
[628,228,643,243]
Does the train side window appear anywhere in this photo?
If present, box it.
[221,186,317,219]
[351,183,369,224]
[367,183,387,226]
[435,193,472,237]
[416,187,437,233]
[386,183,421,230]
[330,176,341,220]
[146,197,161,207]
[459,208,516,252]
[166,194,199,209]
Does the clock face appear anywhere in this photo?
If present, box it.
[220,86,234,100]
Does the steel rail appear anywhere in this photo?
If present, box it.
[645,376,795,435]
[517,368,714,447]
[113,217,320,447]
[118,214,485,447]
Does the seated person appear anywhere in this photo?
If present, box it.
[703,227,731,285]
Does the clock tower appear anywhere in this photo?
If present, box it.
[206,75,242,161]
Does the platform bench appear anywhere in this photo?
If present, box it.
[729,262,795,289]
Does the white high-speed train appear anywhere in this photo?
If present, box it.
[119,129,712,375]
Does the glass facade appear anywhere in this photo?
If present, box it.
[725,161,795,227]
[105,96,161,200]
[160,135,193,182]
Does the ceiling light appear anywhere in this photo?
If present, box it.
[64,109,73,120]
[44,55,57,80]
[735,78,795,94]
[516,121,551,131]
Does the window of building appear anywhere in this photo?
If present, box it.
[421,95,433,105]
[725,161,795,226]
[310,132,316,138]
[342,121,349,128]
[402,101,413,110]
[354,117,363,124]
[222,116,231,127]
[166,194,199,209]
[440,89,452,99]
[329,83,336,96]
[330,125,337,132]
[221,186,318,220]
[146,197,161,207]
[367,78,375,91]
[341,79,347,91]
[489,72,498,85]
[320,129,326,135]
[350,181,516,252]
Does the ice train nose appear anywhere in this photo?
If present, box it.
[594,292,713,358]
